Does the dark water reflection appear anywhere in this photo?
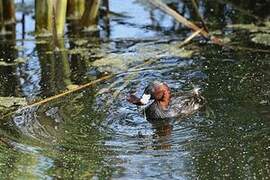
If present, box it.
[0,0,269,179]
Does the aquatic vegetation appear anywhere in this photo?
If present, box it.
[251,33,270,46]
[0,97,27,116]
[227,21,270,46]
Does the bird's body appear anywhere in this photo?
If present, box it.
[128,81,204,121]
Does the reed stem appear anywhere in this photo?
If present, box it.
[35,0,53,35]
[4,0,15,23]
[80,0,101,28]
[67,0,85,20]
[54,0,67,36]
[0,0,4,33]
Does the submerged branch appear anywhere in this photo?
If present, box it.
[25,75,113,108]
[1,75,113,120]
[148,0,209,38]
[0,137,13,148]
[190,0,208,32]
[179,28,203,47]
[148,0,221,44]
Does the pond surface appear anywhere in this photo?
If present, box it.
[0,0,270,179]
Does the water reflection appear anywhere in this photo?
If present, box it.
[36,39,74,97]
[152,121,173,150]
[2,89,115,178]
[0,24,18,97]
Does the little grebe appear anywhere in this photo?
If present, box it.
[127,81,205,121]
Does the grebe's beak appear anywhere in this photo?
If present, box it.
[140,93,151,105]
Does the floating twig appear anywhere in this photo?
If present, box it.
[148,0,222,44]
[1,74,114,119]
[190,0,208,32]
[0,137,14,148]
[149,0,209,38]
[24,74,113,109]
[179,28,203,47]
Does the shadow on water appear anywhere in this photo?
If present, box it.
[0,0,269,179]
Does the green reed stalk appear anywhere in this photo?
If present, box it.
[80,0,101,28]
[0,0,4,32]
[3,0,15,24]
[35,0,53,35]
[54,0,67,36]
[67,0,85,20]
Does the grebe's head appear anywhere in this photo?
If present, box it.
[128,81,171,109]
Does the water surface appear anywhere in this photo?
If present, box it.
[0,0,269,179]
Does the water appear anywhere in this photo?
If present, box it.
[0,0,270,179]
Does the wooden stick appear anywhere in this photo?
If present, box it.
[179,28,203,47]
[0,137,13,148]
[0,74,113,120]
[148,0,223,45]
[190,0,208,32]
[26,74,113,108]
[148,0,209,38]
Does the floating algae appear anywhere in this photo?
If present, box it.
[251,33,270,46]
[0,97,27,116]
